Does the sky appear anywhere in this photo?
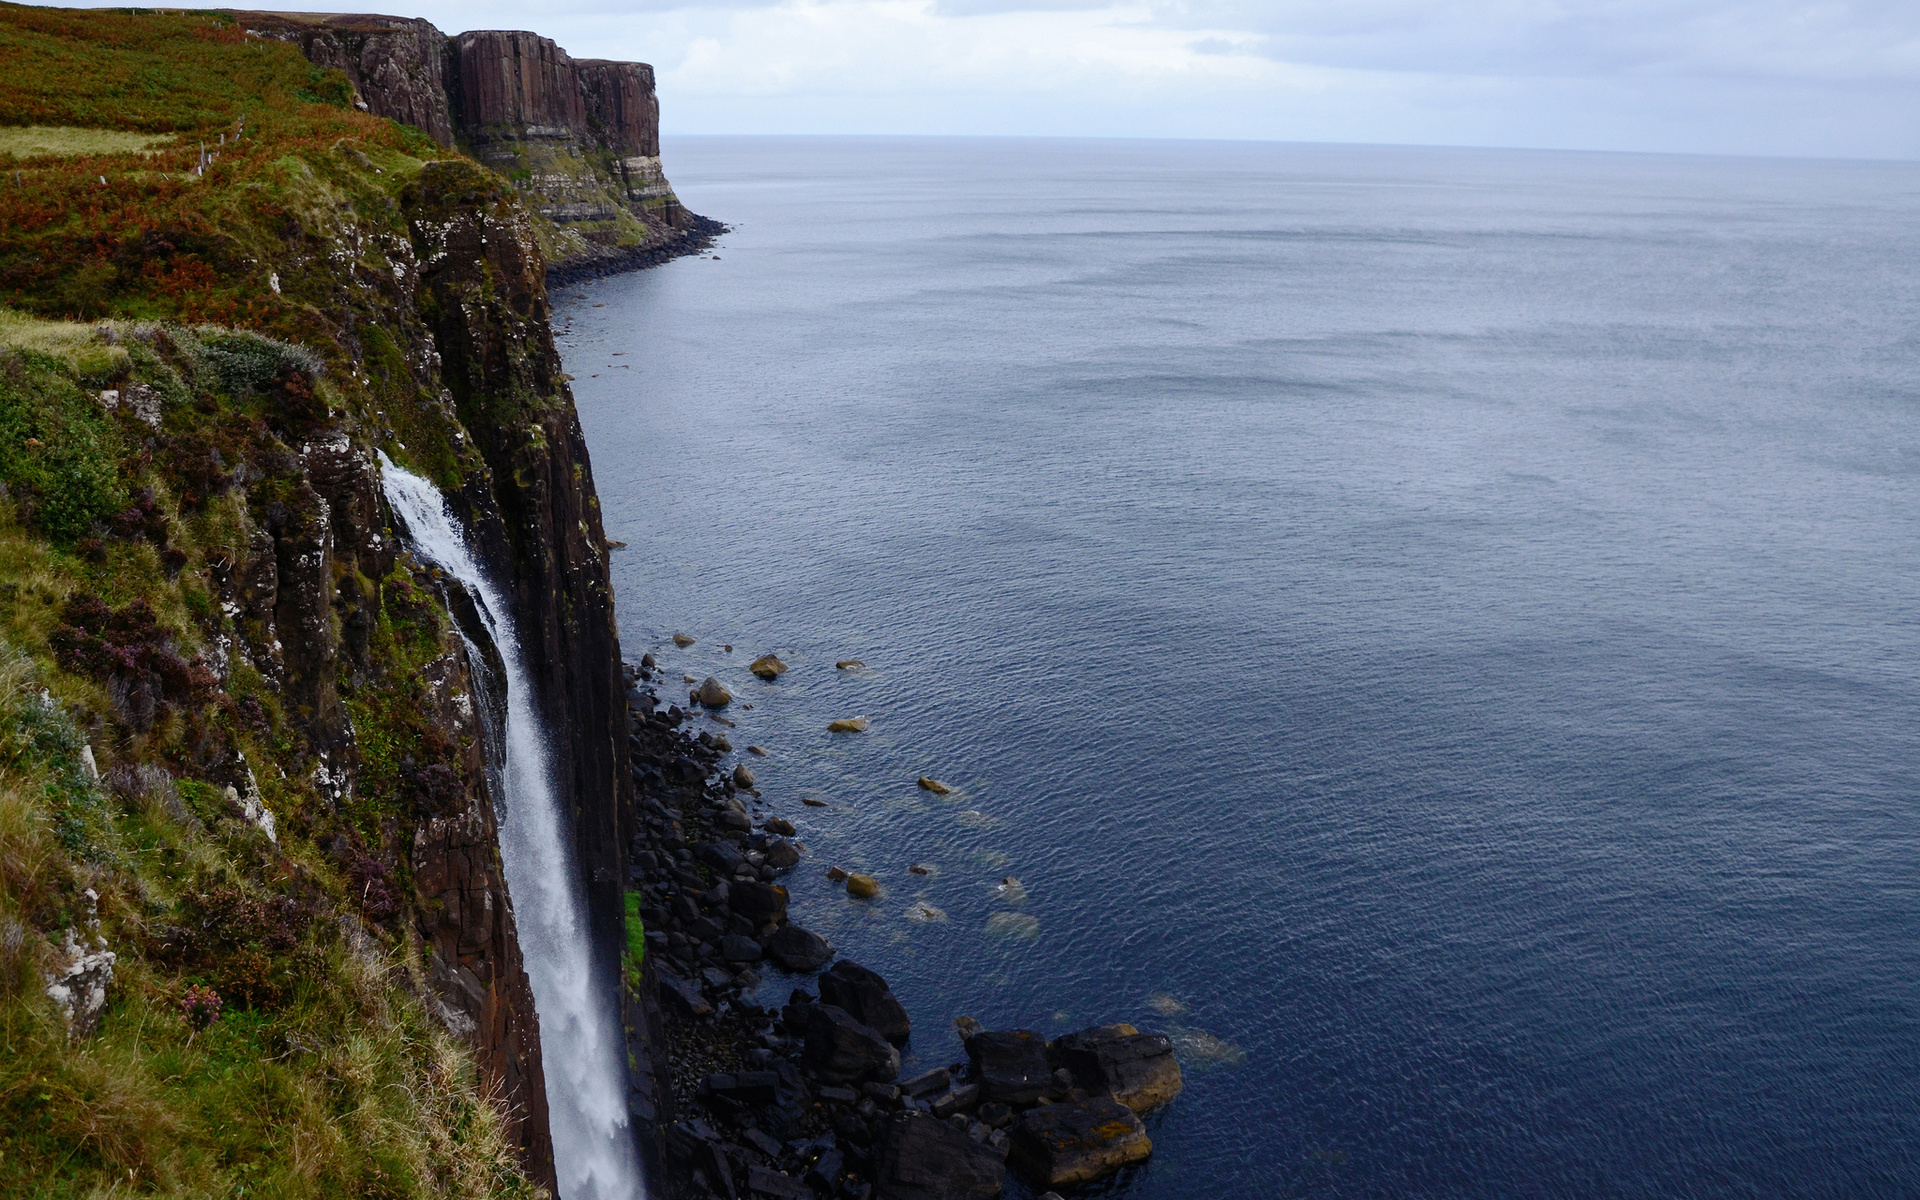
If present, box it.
[57,1,1920,157]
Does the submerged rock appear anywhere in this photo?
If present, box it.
[835,659,865,670]
[827,716,870,733]
[695,677,732,708]
[747,745,768,756]
[992,876,1028,905]
[985,911,1040,941]
[673,634,696,647]
[1009,1096,1150,1186]
[905,901,948,923]
[916,776,952,795]
[802,796,829,807]
[750,654,789,680]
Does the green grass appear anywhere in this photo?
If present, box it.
[623,890,645,989]
[0,310,543,1198]
[0,125,178,157]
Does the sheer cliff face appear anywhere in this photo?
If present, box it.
[406,160,633,968]
[230,12,455,145]
[235,12,710,274]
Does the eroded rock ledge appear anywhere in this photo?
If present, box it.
[227,11,724,278]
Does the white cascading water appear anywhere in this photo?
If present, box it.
[379,454,645,1200]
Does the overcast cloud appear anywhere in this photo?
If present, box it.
[60,0,1920,155]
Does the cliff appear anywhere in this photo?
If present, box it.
[229,12,721,279]
[0,5,644,1193]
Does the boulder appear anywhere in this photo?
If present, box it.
[1050,1024,1183,1112]
[732,763,756,789]
[750,654,789,680]
[916,776,952,795]
[765,816,797,836]
[1008,1097,1150,1186]
[764,924,835,972]
[719,934,764,963]
[764,837,801,869]
[827,716,870,733]
[801,1004,900,1084]
[673,634,696,647]
[697,841,746,874]
[695,677,732,707]
[657,968,713,1017]
[846,872,881,900]
[820,960,911,1044]
[966,1030,1052,1104]
[871,1111,1007,1200]
[747,1165,807,1198]
[730,879,790,923]
[836,660,865,670]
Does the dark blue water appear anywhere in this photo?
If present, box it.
[561,137,1920,1198]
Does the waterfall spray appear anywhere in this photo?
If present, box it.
[380,454,645,1200]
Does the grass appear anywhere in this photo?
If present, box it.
[624,890,645,989]
[0,310,545,1197]
[0,125,179,158]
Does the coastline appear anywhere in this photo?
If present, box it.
[614,657,1184,1199]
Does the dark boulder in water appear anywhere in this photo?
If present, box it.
[872,1110,1007,1200]
[764,924,835,972]
[729,879,789,923]
[1009,1096,1150,1186]
[1049,1023,1183,1112]
[821,960,911,1044]
[801,1003,900,1084]
[966,1029,1053,1105]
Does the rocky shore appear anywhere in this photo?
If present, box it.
[617,658,1184,1199]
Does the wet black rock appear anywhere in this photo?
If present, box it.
[821,961,911,1045]
[965,1030,1052,1105]
[764,837,801,869]
[658,968,713,1017]
[871,1111,1008,1200]
[900,1066,951,1099]
[801,1004,901,1084]
[720,934,765,963]
[1050,1023,1183,1112]
[730,879,790,924]
[764,924,835,972]
[1008,1096,1150,1186]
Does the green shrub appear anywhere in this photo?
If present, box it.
[0,348,123,542]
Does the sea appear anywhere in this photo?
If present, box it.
[557,137,1920,1198]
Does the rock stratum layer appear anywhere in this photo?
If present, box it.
[229,10,722,278]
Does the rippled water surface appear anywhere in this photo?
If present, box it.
[560,138,1920,1198]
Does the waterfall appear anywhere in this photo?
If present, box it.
[379,454,645,1200]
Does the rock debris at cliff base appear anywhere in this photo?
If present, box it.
[620,661,1184,1199]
